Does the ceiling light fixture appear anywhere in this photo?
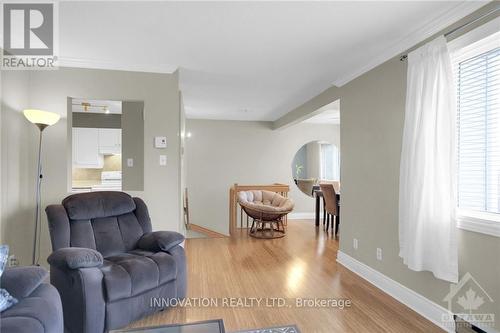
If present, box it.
[81,102,91,112]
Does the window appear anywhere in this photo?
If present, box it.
[457,46,500,213]
[320,143,340,181]
[450,18,500,236]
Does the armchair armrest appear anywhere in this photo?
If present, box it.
[47,247,103,270]
[1,266,48,299]
[137,231,185,252]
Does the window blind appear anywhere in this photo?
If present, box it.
[457,46,500,214]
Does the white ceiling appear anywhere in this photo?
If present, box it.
[58,1,485,121]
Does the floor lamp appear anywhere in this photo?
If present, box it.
[23,109,60,265]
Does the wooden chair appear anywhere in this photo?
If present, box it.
[319,183,339,236]
[319,180,340,193]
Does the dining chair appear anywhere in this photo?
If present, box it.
[320,180,340,193]
[319,183,339,236]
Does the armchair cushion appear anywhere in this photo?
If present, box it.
[48,247,103,269]
[1,283,63,333]
[137,231,184,252]
[100,250,177,302]
[63,191,136,220]
[1,266,48,299]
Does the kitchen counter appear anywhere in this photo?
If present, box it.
[72,180,122,192]
[73,180,101,188]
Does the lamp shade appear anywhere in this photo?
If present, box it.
[23,109,60,126]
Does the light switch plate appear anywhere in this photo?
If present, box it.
[159,155,167,166]
[155,136,167,148]
[376,248,382,261]
[127,158,134,167]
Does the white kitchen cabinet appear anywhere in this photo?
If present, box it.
[98,128,122,155]
[73,128,104,168]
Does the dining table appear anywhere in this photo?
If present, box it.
[312,185,340,227]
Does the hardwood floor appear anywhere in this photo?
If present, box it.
[127,220,443,332]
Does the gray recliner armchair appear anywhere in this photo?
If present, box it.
[0,266,63,333]
[46,192,186,333]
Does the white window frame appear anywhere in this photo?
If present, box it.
[449,17,500,238]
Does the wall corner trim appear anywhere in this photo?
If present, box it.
[336,251,455,333]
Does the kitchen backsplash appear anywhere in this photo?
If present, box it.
[72,155,122,181]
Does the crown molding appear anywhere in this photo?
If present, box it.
[57,57,177,74]
[332,1,487,87]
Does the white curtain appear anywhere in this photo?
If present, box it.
[399,36,458,283]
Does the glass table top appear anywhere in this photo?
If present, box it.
[111,319,225,333]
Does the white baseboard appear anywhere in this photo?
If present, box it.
[336,251,455,333]
[288,212,315,220]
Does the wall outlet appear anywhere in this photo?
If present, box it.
[376,248,383,261]
[353,238,358,250]
[8,255,19,267]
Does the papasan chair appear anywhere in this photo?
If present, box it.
[238,190,294,239]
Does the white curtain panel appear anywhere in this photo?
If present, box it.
[399,36,458,283]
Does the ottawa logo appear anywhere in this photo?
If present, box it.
[442,272,494,330]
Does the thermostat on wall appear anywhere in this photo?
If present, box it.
[154,136,167,148]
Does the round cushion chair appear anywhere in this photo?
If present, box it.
[237,190,294,239]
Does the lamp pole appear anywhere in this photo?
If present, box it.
[32,123,47,265]
[23,109,60,266]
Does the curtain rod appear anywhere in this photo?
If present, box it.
[400,6,499,61]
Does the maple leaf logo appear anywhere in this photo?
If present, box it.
[457,288,484,312]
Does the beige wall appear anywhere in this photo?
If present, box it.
[179,91,187,235]
[305,141,321,179]
[72,112,121,128]
[271,4,500,329]
[0,70,2,239]
[121,101,145,191]
[186,119,340,235]
[339,55,500,330]
[1,67,182,267]
[1,70,33,264]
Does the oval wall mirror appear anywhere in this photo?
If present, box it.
[291,141,340,197]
